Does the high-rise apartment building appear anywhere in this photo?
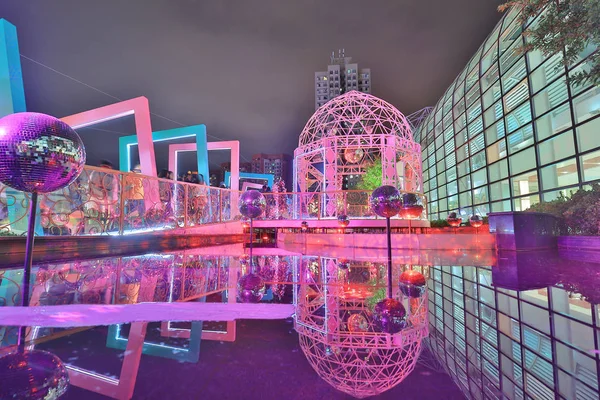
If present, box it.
[251,153,292,186]
[315,49,371,110]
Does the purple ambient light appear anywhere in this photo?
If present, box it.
[0,112,85,193]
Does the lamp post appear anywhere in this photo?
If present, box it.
[0,112,86,399]
[369,185,407,334]
[237,190,267,303]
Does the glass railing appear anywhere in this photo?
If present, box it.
[0,166,427,236]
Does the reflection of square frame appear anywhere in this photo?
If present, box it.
[106,320,203,363]
[242,182,264,191]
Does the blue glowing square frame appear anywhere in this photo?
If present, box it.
[118,125,209,182]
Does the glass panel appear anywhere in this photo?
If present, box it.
[573,87,600,124]
[581,150,600,182]
[576,116,600,152]
[484,100,503,128]
[535,102,572,141]
[471,151,487,171]
[483,77,502,110]
[506,101,532,134]
[491,199,511,212]
[489,159,509,182]
[509,147,536,175]
[473,186,488,205]
[513,194,539,211]
[532,78,569,117]
[530,53,564,94]
[502,58,527,94]
[468,116,484,139]
[503,79,529,113]
[507,124,534,155]
[490,179,510,200]
[512,170,539,197]
[472,168,487,188]
[540,158,579,190]
[447,180,458,196]
[487,139,507,164]
[538,130,575,166]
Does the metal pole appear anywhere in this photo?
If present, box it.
[386,216,393,299]
[249,218,254,273]
[18,191,38,352]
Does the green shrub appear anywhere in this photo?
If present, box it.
[526,183,600,236]
[430,219,450,228]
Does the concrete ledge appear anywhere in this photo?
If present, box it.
[278,232,494,251]
[0,233,244,267]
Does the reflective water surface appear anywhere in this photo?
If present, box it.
[0,245,598,399]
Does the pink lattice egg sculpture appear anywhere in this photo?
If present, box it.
[0,112,85,193]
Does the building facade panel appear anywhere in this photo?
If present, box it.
[415,8,600,220]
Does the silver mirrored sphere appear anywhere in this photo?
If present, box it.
[370,185,402,218]
[238,190,266,219]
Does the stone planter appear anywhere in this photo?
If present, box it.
[488,211,562,251]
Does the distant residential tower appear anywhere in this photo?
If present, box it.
[314,49,371,110]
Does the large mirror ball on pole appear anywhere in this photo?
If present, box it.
[237,190,267,303]
[0,112,86,399]
[369,185,407,334]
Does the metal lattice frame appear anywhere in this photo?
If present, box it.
[294,91,422,200]
[294,258,429,398]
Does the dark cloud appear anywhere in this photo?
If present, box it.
[1,0,504,172]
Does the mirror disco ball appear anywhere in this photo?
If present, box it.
[0,112,86,193]
[237,272,266,303]
[337,214,349,228]
[373,298,407,334]
[0,350,69,399]
[398,269,427,298]
[370,185,402,218]
[238,190,266,219]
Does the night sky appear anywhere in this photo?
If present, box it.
[1,0,504,173]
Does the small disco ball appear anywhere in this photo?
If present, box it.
[373,298,407,334]
[447,212,462,228]
[338,214,350,228]
[398,193,424,219]
[398,269,427,298]
[469,214,484,228]
[238,190,266,219]
[347,313,369,333]
[0,350,70,399]
[0,112,86,193]
[370,185,402,218]
[300,221,309,232]
[237,272,266,303]
[343,148,364,164]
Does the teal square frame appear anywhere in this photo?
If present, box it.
[118,125,209,181]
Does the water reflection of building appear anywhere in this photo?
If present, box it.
[427,254,600,399]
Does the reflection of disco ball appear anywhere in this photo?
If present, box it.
[447,212,462,227]
[399,270,427,298]
[237,273,265,303]
[347,313,369,333]
[300,221,309,232]
[343,148,364,164]
[338,214,349,228]
[398,193,424,219]
[0,350,70,399]
[238,190,266,219]
[0,112,86,193]
[373,298,407,334]
[370,185,402,218]
[469,214,484,228]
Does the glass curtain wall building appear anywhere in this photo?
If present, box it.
[414,7,600,219]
